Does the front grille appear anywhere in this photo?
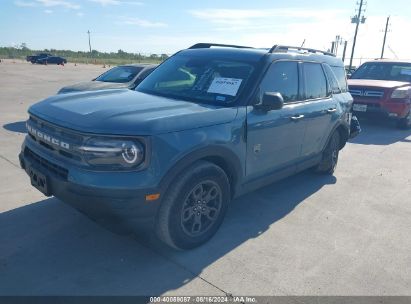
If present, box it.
[28,115,83,162]
[349,88,385,99]
[349,89,362,96]
[364,90,384,98]
[25,147,68,180]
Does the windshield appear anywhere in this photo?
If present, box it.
[351,62,411,82]
[136,54,256,105]
[95,66,143,83]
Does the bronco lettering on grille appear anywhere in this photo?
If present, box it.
[27,124,70,149]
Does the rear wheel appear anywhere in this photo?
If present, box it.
[396,111,411,129]
[156,161,230,250]
[315,131,340,175]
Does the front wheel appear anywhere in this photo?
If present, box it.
[396,111,411,129]
[315,131,340,175]
[156,161,230,250]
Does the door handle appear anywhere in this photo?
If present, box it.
[290,114,305,121]
[327,108,337,113]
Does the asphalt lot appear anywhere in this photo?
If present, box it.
[0,59,410,296]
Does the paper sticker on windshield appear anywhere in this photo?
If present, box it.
[207,77,243,96]
[400,69,411,76]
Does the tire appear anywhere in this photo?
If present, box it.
[396,111,411,129]
[156,161,230,250]
[315,131,340,175]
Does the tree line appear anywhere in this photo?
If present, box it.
[0,45,169,65]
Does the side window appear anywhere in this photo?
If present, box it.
[331,66,348,92]
[323,64,341,93]
[259,61,299,103]
[303,62,328,99]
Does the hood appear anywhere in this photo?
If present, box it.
[58,81,130,94]
[348,79,410,89]
[29,89,238,135]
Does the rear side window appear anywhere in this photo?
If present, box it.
[331,66,348,92]
[259,61,299,103]
[303,62,328,99]
[323,64,341,93]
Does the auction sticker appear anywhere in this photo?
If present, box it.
[207,77,243,96]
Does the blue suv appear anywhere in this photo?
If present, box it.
[19,43,359,249]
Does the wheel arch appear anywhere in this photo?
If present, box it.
[336,123,349,149]
[158,145,243,200]
[324,120,349,151]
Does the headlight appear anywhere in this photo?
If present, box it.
[79,137,145,170]
[391,87,411,99]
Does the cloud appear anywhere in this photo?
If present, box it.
[76,11,84,17]
[188,8,346,27]
[120,17,167,28]
[14,0,37,6]
[44,9,53,13]
[187,8,411,64]
[89,0,119,5]
[15,0,80,9]
[89,0,143,6]
[36,0,80,9]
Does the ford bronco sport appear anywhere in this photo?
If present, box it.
[348,59,411,129]
[19,43,358,249]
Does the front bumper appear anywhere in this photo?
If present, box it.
[19,141,162,227]
[353,100,410,119]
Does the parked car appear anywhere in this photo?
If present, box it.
[348,59,411,129]
[26,53,52,63]
[57,64,157,94]
[345,67,357,78]
[19,43,358,249]
[35,56,67,65]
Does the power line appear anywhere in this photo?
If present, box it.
[387,45,399,59]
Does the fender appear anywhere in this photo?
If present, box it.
[323,118,350,151]
[158,145,244,198]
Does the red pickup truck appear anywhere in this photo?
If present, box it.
[348,59,411,129]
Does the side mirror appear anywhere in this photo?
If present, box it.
[258,92,284,111]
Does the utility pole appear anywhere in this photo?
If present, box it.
[349,0,367,71]
[342,40,348,63]
[381,16,390,59]
[87,30,92,54]
[301,39,306,48]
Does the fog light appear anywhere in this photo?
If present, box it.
[388,113,398,117]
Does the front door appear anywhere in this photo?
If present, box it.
[246,60,306,180]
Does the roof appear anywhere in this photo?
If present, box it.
[180,43,344,67]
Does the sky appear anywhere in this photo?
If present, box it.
[1,0,411,65]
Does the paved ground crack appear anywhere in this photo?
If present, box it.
[0,154,19,169]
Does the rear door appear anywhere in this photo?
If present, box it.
[299,62,338,161]
[246,60,307,180]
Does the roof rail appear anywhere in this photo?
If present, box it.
[269,45,336,57]
[189,43,254,50]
